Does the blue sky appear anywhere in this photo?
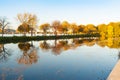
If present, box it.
[0,0,120,29]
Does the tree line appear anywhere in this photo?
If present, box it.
[0,13,120,38]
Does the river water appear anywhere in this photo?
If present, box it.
[0,38,119,80]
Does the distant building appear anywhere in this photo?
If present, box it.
[4,29,16,34]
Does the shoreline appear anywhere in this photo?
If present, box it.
[0,33,100,44]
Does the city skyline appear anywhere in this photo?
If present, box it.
[0,0,120,29]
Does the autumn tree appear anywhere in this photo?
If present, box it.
[107,22,120,37]
[70,23,79,34]
[0,17,9,37]
[107,23,114,38]
[17,23,30,36]
[78,24,85,33]
[97,24,107,40]
[84,24,97,34]
[40,23,50,36]
[113,22,120,37]
[61,21,69,35]
[52,20,61,36]
[17,13,38,36]
[28,14,38,36]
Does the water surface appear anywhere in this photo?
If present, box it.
[0,38,119,80]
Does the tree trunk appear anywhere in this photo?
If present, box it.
[54,31,57,36]
[23,32,26,36]
[2,29,4,37]
[44,30,46,36]
[31,29,33,37]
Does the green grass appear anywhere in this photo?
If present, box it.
[0,33,100,44]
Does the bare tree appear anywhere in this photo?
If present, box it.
[0,17,9,37]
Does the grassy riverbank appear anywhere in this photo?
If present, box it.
[0,33,100,44]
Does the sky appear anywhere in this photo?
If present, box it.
[0,0,120,29]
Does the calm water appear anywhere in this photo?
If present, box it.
[0,38,119,80]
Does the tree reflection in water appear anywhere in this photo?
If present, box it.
[39,37,120,56]
[0,44,11,62]
[39,39,70,55]
[83,39,96,47]
[39,38,98,55]
[40,40,51,51]
[51,39,63,55]
[50,39,70,55]
[97,37,120,60]
[58,40,70,51]
[18,42,38,65]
